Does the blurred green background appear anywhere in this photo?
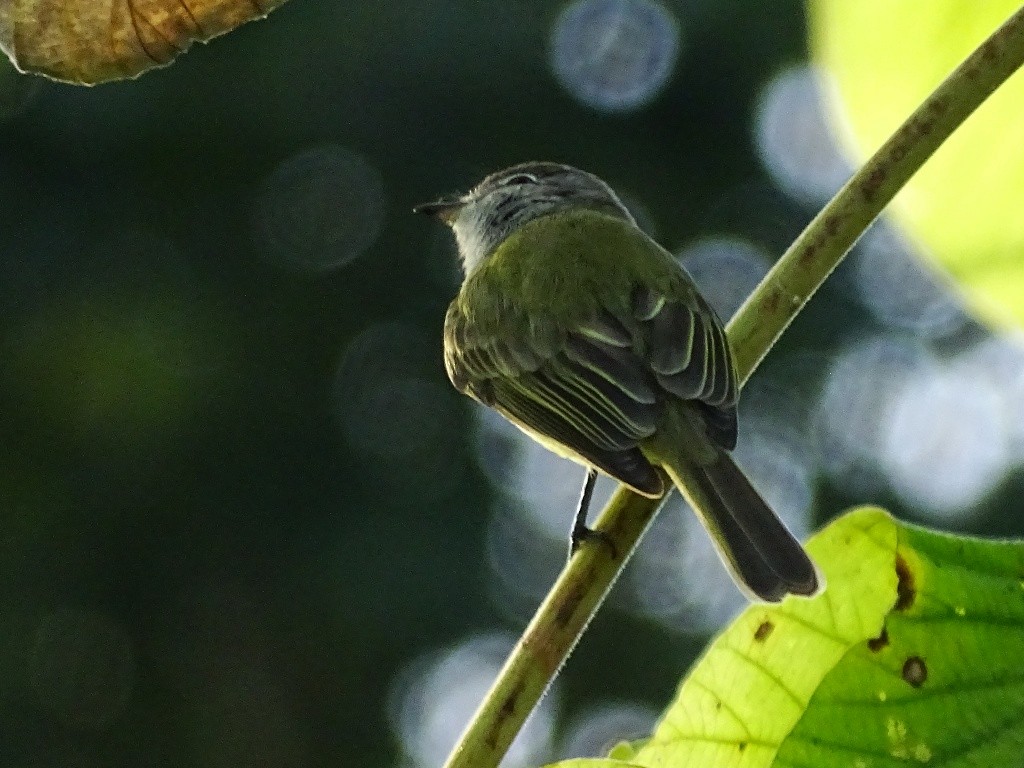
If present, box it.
[2,1,1024,766]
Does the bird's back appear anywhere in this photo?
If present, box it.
[455,208,695,338]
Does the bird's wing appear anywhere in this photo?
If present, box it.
[630,284,738,448]
[444,278,738,494]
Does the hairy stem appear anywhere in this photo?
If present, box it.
[442,7,1024,768]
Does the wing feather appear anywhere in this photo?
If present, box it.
[444,268,740,493]
[513,371,621,447]
[491,382,664,496]
[562,334,658,405]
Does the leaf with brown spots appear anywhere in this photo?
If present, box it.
[543,507,1024,768]
[0,0,289,84]
[753,619,774,642]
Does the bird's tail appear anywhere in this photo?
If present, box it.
[660,445,820,602]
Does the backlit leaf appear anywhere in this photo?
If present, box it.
[808,1,1024,327]
[545,507,1024,767]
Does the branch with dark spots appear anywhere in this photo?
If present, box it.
[554,583,586,628]
[484,681,525,750]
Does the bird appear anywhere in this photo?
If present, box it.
[415,161,819,602]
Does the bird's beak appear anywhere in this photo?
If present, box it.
[413,194,464,225]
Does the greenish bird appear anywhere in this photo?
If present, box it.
[416,162,819,602]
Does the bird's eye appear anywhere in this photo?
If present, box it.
[500,172,538,186]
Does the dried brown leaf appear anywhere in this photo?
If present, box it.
[0,0,289,84]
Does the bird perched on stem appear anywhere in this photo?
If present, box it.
[416,162,819,602]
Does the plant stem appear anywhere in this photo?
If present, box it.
[441,486,668,768]
[442,7,1024,768]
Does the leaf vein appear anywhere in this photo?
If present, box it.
[686,677,754,739]
[718,644,805,709]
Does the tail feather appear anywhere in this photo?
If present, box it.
[663,450,820,602]
[701,455,819,597]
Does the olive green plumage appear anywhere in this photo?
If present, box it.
[420,162,818,602]
[444,209,735,491]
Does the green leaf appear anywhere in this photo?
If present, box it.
[545,507,1024,767]
[808,1,1024,327]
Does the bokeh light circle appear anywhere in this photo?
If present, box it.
[550,0,681,113]
[625,495,747,631]
[881,356,1010,518]
[486,500,566,618]
[340,377,453,462]
[559,701,658,759]
[333,321,439,462]
[956,333,1024,462]
[475,405,614,541]
[389,633,557,768]
[850,223,967,338]
[333,322,462,498]
[678,237,770,322]
[732,422,816,537]
[814,335,936,498]
[477,404,618,617]
[252,144,386,272]
[754,65,852,205]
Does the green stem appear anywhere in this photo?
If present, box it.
[442,6,1024,768]
[441,486,669,768]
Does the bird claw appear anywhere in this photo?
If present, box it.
[569,524,618,560]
